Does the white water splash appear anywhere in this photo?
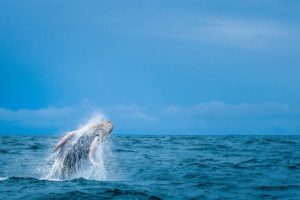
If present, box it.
[78,112,106,130]
[42,114,115,181]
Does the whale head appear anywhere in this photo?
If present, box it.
[90,120,113,139]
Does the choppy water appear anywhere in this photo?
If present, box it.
[0,135,299,199]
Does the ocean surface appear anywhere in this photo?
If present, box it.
[0,135,299,200]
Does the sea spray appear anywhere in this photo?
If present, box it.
[44,116,113,181]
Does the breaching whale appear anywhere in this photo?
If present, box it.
[47,120,113,180]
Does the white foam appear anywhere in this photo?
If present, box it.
[78,112,106,130]
[0,177,8,181]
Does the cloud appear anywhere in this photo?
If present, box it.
[163,101,300,134]
[164,101,294,117]
[0,103,106,133]
[97,13,294,49]
[104,104,158,133]
[0,101,299,134]
[152,16,294,49]
[0,103,157,134]
[109,104,157,122]
[187,19,288,48]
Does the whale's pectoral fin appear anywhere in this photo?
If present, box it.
[54,131,75,152]
[89,136,100,165]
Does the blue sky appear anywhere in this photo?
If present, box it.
[0,1,300,134]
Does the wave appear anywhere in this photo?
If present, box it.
[0,177,8,181]
[0,149,9,154]
[39,188,162,200]
[288,163,300,169]
[256,184,300,191]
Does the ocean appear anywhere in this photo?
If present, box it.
[0,135,299,199]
